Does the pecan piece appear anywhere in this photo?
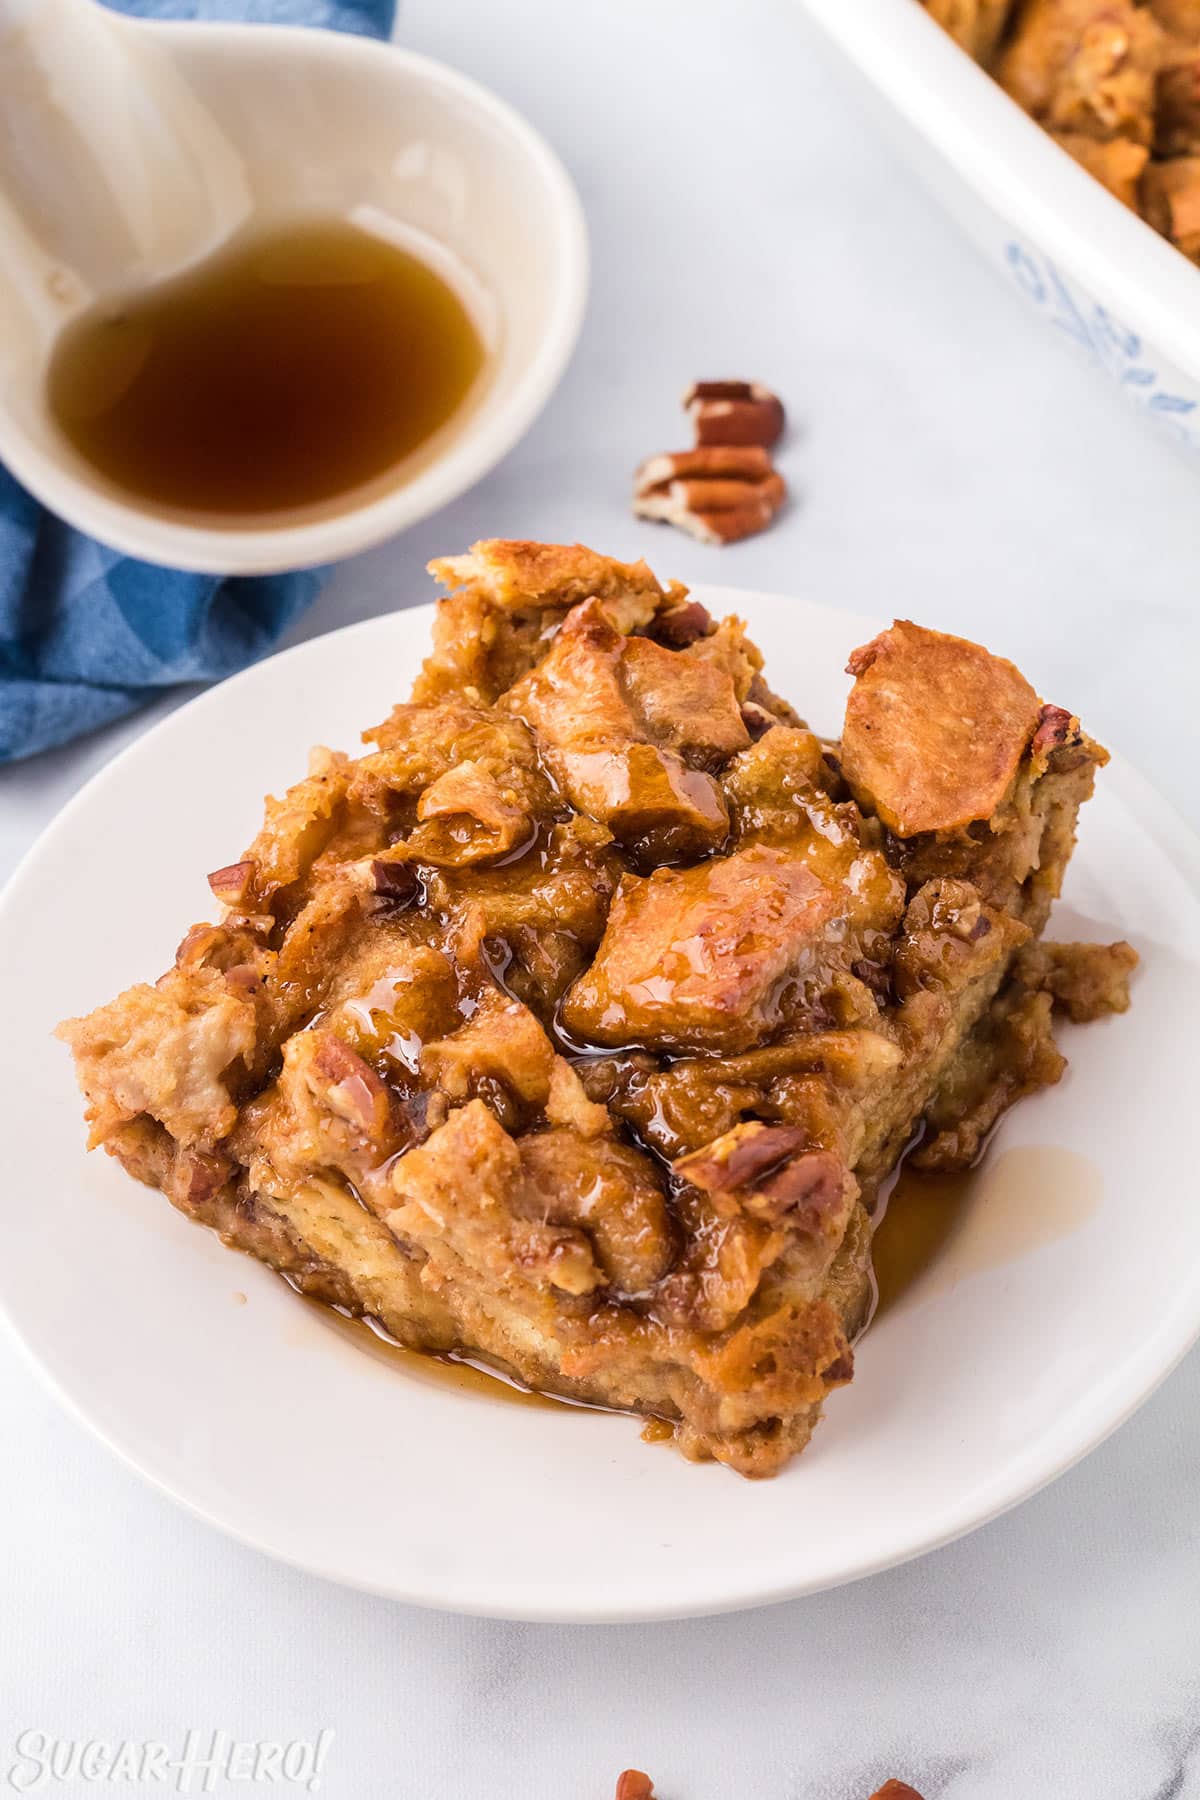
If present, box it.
[675,1120,810,1193]
[207,859,256,908]
[1031,702,1081,757]
[851,954,893,1003]
[173,1148,234,1208]
[684,378,786,449]
[654,596,714,647]
[675,1123,847,1237]
[634,446,787,546]
[310,1034,393,1139]
[749,1149,847,1228]
[740,699,777,740]
[370,856,420,912]
[845,635,883,678]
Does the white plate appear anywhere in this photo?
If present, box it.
[2,589,1198,1622]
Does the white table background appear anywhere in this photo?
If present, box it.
[3,2,1200,1795]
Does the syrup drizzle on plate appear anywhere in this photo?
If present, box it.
[870,1144,1102,1320]
[297,1298,566,1409]
[293,1147,1100,1405]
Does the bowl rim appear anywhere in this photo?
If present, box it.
[796,0,1200,381]
[0,23,589,575]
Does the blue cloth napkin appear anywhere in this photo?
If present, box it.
[0,0,397,766]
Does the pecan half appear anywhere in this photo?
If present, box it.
[634,446,786,545]
[684,378,785,449]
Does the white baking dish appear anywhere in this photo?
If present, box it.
[798,0,1200,446]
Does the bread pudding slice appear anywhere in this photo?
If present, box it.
[58,542,1134,1477]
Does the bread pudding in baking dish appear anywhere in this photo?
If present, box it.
[58,541,1134,1476]
[922,0,1200,262]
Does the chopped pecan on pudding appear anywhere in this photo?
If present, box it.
[58,542,1135,1478]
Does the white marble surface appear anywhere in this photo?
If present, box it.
[3,1,1200,1794]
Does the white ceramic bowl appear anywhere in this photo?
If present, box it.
[0,17,587,574]
[797,0,1200,447]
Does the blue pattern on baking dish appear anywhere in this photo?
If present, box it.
[1005,241,1200,446]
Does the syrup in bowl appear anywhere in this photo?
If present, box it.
[46,215,488,519]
